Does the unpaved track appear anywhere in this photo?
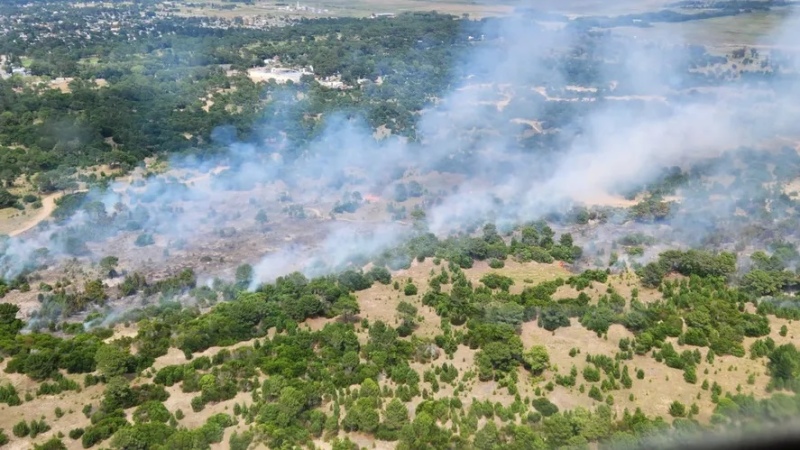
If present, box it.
[8,192,62,237]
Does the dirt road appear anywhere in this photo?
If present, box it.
[8,192,63,237]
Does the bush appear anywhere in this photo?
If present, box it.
[12,420,29,437]
[134,233,155,247]
[29,419,51,438]
[69,428,84,439]
[367,266,391,285]
[480,273,514,291]
[583,366,601,382]
[531,397,559,417]
[403,283,418,296]
[683,366,697,384]
[588,386,603,401]
[33,437,66,450]
[0,189,18,209]
[191,396,205,412]
[0,383,21,406]
[488,258,505,269]
[669,400,687,417]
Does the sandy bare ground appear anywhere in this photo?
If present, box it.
[522,321,771,422]
[0,360,102,450]
[48,78,74,93]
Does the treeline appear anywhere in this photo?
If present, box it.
[377,222,582,272]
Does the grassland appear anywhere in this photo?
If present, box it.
[169,0,518,19]
[612,8,800,47]
[172,0,673,19]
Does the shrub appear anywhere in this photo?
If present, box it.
[29,419,51,438]
[583,366,601,382]
[134,233,155,247]
[531,398,559,417]
[488,258,505,269]
[69,428,84,440]
[12,420,29,437]
[33,437,66,450]
[683,366,697,384]
[669,401,686,417]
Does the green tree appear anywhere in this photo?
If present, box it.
[110,423,174,449]
[12,420,29,437]
[95,344,131,378]
[768,344,800,384]
[538,306,570,331]
[33,437,67,450]
[0,189,18,209]
[235,264,254,289]
[133,401,171,424]
[531,397,559,417]
[683,366,697,384]
[397,411,450,449]
[522,345,550,375]
[669,401,687,417]
[100,256,119,277]
[473,421,501,450]
[333,295,361,322]
[397,301,418,326]
[83,279,107,304]
[382,398,409,433]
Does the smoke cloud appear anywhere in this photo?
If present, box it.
[2,9,800,288]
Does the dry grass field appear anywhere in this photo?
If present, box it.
[612,8,800,48]
[170,0,683,19]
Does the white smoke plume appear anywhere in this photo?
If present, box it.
[2,10,800,288]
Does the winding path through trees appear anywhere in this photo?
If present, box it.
[7,192,62,237]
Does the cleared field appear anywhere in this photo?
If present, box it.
[172,0,519,18]
[529,0,675,16]
[171,0,688,19]
[612,8,800,48]
[313,0,517,17]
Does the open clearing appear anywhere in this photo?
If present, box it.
[528,0,674,16]
[172,0,518,19]
[612,8,800,47]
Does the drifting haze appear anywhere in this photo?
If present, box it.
[2,10,800,286]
